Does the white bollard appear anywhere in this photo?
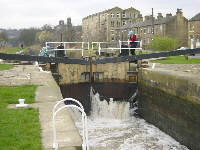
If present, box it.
[34,61,39,67]
[119,40,122,53]
[16,98,28,108]
[98,43,101,55]
[152,63,156,69]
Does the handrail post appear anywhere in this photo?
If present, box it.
[119,40,122,53]
[128,39,130,55]
[89,57,93,83]
[98,43,101,55]
[82,42,84,57]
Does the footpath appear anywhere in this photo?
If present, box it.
[1,63,82,150]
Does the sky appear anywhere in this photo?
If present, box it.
[0,0,199,29]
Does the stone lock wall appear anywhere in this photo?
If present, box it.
[57,61,134,85]
[138,69,200,150]
[57,63,89,85]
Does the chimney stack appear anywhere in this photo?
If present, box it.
[157,13,163,20]
[59,20,64,25]
[176,8,183,16]
[166,13,172,18]
[145,15,150,21]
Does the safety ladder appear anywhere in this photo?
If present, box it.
[52,98,89,150]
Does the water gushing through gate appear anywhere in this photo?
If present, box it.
[71,87,189,150]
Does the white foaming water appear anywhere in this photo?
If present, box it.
[90,92,130,120]
[71,88,189,150]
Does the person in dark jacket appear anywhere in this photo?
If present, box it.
[56,43,65,57]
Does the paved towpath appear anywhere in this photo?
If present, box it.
[1,63,82,150]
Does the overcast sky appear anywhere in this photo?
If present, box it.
[0,0,199,29]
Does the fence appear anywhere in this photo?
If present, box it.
[46,42,90,57]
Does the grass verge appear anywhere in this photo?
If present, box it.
[1,47,27,54]
[0,85,42,150]
[151,56,200,64]
[0,64,14,71]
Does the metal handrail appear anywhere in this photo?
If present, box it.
[46,42,90,57]
[52,98,89,150]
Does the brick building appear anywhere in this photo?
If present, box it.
[120,9,188,49]
[82,7,142,42]
[188,13,200,49]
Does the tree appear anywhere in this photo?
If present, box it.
[0,31,8,48]
[19,28,40,46]
[149,36,177,51]
[0,31,8,42]
[41,24,53,32]
[37,30,54,44]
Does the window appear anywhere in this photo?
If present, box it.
[117,13,120,18]
[137,28,140,34]
[135,13,138,18]
[147,38,150,44]
[133,13,136,18]
[111,36,115,41]
[147,27,151,34]
[117,20,120,27]
[143,38,146,44]
[190,35,194,39]
[129,13,132,18]
[122,20,126,25]
[135,28,138,34]
[111,13,114,18]
[156,26,159,33]
[122,12,126,18]
[160,25,163,32]
[143,28,146,34]
[190,24,194,31]
[196,38,200,48]
[111,21,114,27]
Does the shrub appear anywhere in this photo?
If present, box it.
[148,36,177,51]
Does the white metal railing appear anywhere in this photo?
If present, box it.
[52,98,89,150]
[91,42,108,55]
[46,42,90,57]
[119,40,142,53]
[45,41,142,56]
[97,40,142,55]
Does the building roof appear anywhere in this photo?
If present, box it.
[190,13,200,21]
[82,6,140,20]
[120,16,175,30]
[124,7,140,12]
[82,6,123,20]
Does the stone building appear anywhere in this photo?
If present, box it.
[82,6,142,42]
[55,17,82,42]
[188,13,200,49]
[120,9,188,49]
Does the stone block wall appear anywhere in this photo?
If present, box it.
[57,62,132,85]
[138,69,200,150]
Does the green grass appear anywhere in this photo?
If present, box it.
[152,56,200,64]
[0,85,42,150]
[0,64,14,71]
[4,47,21,54]
[2,47,27,54]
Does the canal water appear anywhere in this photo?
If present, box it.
[70,88,189,150]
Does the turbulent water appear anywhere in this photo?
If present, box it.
[71,89,189,150]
